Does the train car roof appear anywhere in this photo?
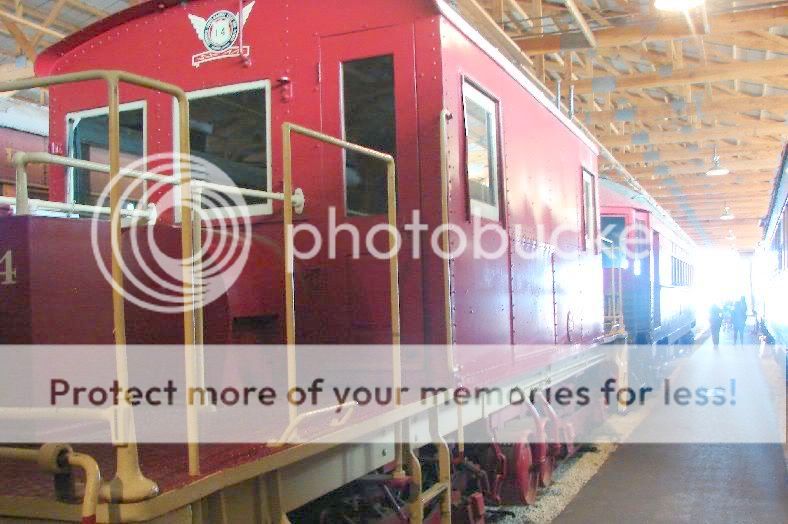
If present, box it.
[35,0,598,155]
[600,178,695,248]
[35,0,181,75]
[762,145,788,244]
[0,98,49,136]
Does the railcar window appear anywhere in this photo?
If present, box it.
[462,82,500,221]
[188,83,269,208]
[601,216,626,268]
[582,169,598,252]
[342,55,396,216]
[70,107,144,207]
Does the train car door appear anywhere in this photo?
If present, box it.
[653,231,661,328]
[320,25,423,344]
[633,211,653,342]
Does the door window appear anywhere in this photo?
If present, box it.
[341,55,396,216]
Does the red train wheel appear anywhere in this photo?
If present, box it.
[512,441,539,505]
[530,440,553,487]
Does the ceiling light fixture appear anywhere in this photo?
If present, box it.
[720,206,735,221]
[655,0,704,12]
[706,145,730,177]
[726,230,736,242]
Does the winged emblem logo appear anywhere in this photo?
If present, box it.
[187,1,255,67]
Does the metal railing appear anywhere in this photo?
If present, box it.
[0,70,300,501]
[0,69,191,503]
[281,121,401,425]
[0,445,101,524]
[1,75,406,509]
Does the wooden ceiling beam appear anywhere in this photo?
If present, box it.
[572,58,788,94]
[0,63,34,82]
[705,32,788,54]
[629,158,778,177]
[614,144,781,165]
[604,122,786,147]
[582,94,788,126]
[647,182,774,196]
[563,0,596,48]
[65,0,107,19]
[0,0,78,35]
[515,5,788,54]
[641,177,775,192]
[30,0,68,48]
[1,18,37,61]
[0,9,65,39]
[661,195,770,205]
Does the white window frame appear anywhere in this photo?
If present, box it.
[173,80,273,218]
[582,168,599,252]
[66,100,148,205]
[462,81,501,222]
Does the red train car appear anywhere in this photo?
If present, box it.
[753,146,788,351]
[599,179,697,348]
[0,1,625,522]
[0,100,49,201]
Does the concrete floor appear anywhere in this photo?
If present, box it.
[554,332,788,524]
[554,443,787,524]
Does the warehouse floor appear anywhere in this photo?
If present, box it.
[554,331,788,524]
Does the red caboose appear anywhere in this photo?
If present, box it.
[0,1,622,522]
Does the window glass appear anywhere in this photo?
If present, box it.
[582,170,598,251]
[70,108,144,207]
[463,82,500,221]
[601,216,626,268]
[188,85,269,207]
[342,55,396,216]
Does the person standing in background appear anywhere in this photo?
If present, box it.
[710,303,723,349]
[733,297,747,345]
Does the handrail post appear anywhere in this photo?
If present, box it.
[282,124,298,426]
[100,74,159,503]
[174,92,201,478]
[13,154,29,215]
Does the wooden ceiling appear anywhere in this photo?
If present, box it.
[472,0,787,251]
[0,0,786,251]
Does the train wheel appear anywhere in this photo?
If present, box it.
[529,440,552,488]
[511,441,539,505]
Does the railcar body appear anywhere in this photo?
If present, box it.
[599,179,697,346]
[0,1,622,522]
[754,146,788,347]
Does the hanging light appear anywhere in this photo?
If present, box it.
[720,206,735,221]
[726,230,736,242]
[706,145,730,177]
[655,0,704,12]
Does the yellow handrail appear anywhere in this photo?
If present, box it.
[281,122,401,416]
[0,70,188,498]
